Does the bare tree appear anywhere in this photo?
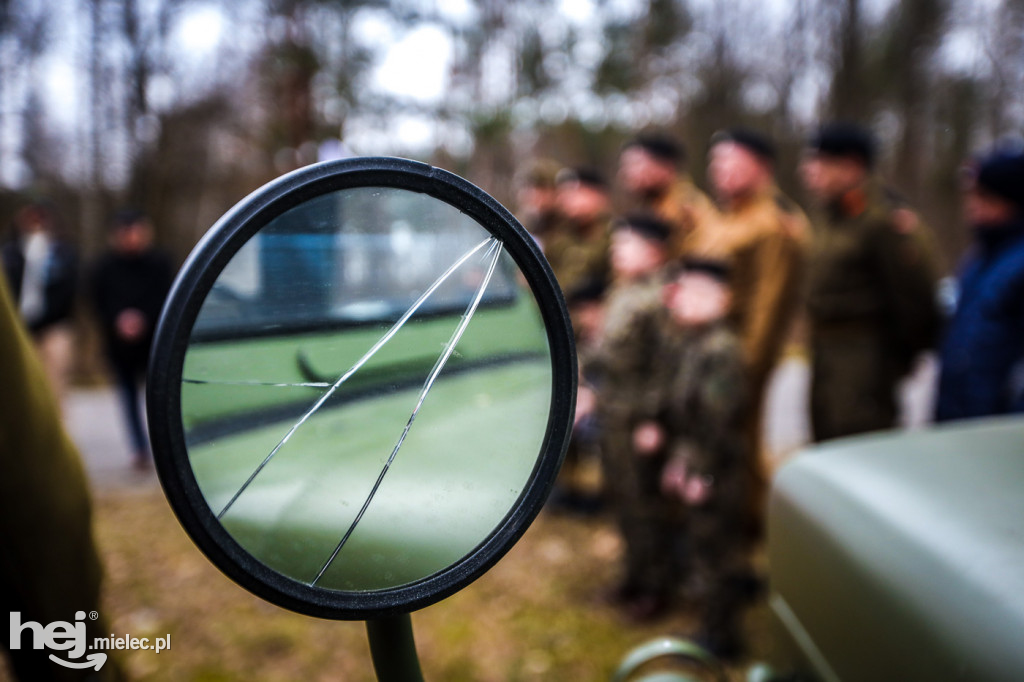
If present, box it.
[0,0,49,186]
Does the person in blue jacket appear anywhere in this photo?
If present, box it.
[936,145,1024,421]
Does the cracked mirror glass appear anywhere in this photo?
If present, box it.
[180,186,552,592]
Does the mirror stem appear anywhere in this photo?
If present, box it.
[365,614,425,682]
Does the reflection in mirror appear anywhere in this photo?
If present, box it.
[180,186,552,592]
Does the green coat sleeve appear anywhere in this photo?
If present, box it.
[0,274,121,681]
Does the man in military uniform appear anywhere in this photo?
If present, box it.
[514,158,562,249]
[579,213,674,620]
[683,129,807,537]
[617,132,715,258]
[687,128,807,405]
[800,123,941,441]
[543,167,613,300]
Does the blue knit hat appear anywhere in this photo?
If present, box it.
[974,145,1024,210]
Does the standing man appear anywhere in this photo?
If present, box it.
[1,201,78,405]
[688,129,807,398]
[617,132,714,257]
[935,147,1024,421]
[683,128,807,539]
[800,123,941,441]
[515,158,562,250]
[684,130,807,457]
[544,167,613,299]
[90,210,174,468]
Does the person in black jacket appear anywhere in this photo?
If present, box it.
[90,210,174,468]
[936,146,1024,421]
[1,201,78,405]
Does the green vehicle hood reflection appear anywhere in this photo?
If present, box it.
[180,288,552,592]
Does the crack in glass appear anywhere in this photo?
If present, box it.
[214,236,499,520]
[182,379,332,388]
[312,239,505,585]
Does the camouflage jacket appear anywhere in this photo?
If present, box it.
[583,273,666,422]
[543,216,612,296]
[653,320,750,480]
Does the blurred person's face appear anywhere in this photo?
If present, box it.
[708,142,769,202]
[557,182,609,224]
[617,147,675,196]
[16,207,50,236]
[664,272,731,327]
[113,221,154,254]
[611,229,666,280]
[517,184,557,218]
[964,185,1017,229]
[800,153,866,202]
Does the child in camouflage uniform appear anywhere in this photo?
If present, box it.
[637,259,754,657]
[580,213,675,621]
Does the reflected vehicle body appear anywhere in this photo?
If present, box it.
[764,416,1024,681]
[175,183,554,595]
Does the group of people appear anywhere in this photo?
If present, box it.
[1,205,174,468]
[518,123,1024,658]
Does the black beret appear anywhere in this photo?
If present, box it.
[973,145,1024,209]
[624,132,686,165]
[614,212,673,244]
[711,127,777,163]
[111,208,147,230]
[808,122,877,169]
[556,166,609,190]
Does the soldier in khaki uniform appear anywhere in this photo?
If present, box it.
[543,167,613,300]
[800,123,941,441]
[579,214,674,621]
[617,132,715,258]
[642,259,754,659]
[687,129,808,400]
[684,129,807,538]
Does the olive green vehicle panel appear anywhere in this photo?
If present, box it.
[181,291,548,429]
[189,360,551,591]
[767,417,1024,681]
[177,284,554,592]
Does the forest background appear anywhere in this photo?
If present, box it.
[1,0,1022,272]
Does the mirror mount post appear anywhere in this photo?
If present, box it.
[365,614,425,682]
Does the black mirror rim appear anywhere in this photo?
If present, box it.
[147,156,577,620]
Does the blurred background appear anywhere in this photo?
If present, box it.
[1,0,1021,267]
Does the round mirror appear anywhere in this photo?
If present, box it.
[148,158,575,619]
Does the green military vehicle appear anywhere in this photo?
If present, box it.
[756,417,1024,681]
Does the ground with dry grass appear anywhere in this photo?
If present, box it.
[2,488,770,681]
